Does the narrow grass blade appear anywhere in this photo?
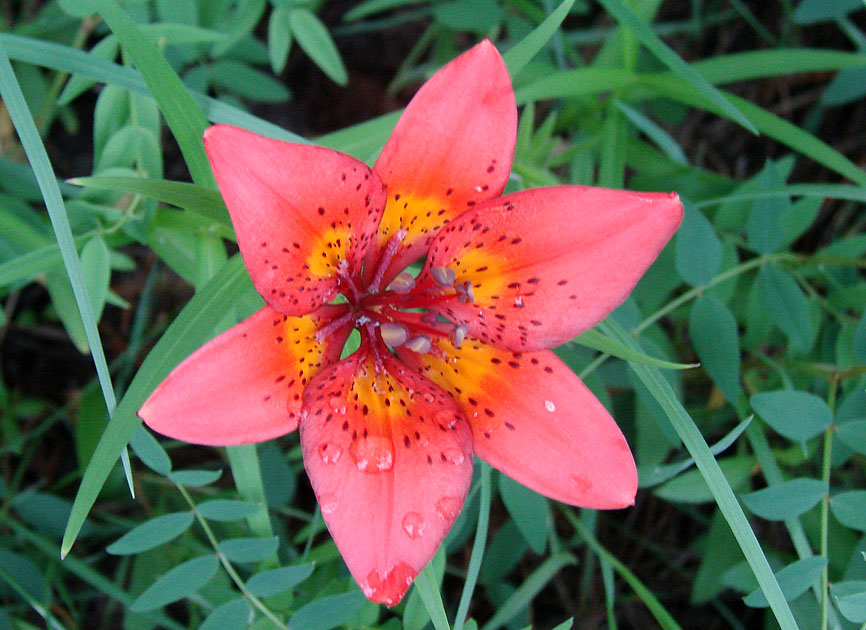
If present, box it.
[692,48,866,85]
[0,43,133,491]
[574,329,697,370]
[598,0,757,134]
[503,0,575,76]
[454,462,492,630]
[226,445,275,540]
[601,319,800,630]
[415,562,452,630]
[91,0,213,188]
[61,256,251,557]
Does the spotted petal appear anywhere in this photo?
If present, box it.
[300,345,473,605]
[422,186,683,351]
[367,39,517,285]
[400,337,636,508]
[140,305,351,446]
[204,125,387,316]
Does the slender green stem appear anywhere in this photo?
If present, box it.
[174,483,285,629]
[820,377,838,630]
[415,561,452,630]
[454,462,492,630]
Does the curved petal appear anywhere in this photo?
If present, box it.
[140,305,351,446]
[422,186,683,351]
[204,125,387,315]
[399,337,636,509]
[367,40,517,285]
[300,345,473,605]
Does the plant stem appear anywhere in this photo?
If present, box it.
[820,376,838,630]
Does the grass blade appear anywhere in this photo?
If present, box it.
[601,319,800,630]
[415,560,452,630]
[454,462,492,630]
[503,0,575,76]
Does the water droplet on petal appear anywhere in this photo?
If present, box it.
[318,442,342,464]
[329,396,347,414]
[435,496,462,521]
[545,400,556,412]
[401,512,425,539]
[349,435,394,473]
[441,448,465,466]
[319,493,338,514]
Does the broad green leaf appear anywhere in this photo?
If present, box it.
[80,235,110,323]
[209,60,291,103]
[106,512,194,555]
[245,564,315,598]
[689,295,741,403]
[169,469,223,487]
[200,598,252,630]
[741,478,827,521]
[197,499,262,522]
[130,555,219,612]
[11,491,93,540]
[268,7,292,74]
[288,590,367,630]
[90,0,214,187]
[217,537,279,564]
[854,313,866,363]
[746,161,790,254]
[830,491,866,531]
[289,9,347,86]
[597,0,756,133]
[654,456,754,504]
[836,419,866,456]
[128,425,171,475]
[743,557,826,607]
[756,263,814,353]
[831,581,866,623]
[502,0,575,77]
[499,474,550,554]
[822,67,866,106]
[0,548,49,602]
[750,390,832,443]
[432,0,504,35]
[793,0,863,24]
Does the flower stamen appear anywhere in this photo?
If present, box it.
[368,229,407,294]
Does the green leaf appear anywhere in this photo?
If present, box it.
[90,0,214,187]
[268,7,293,74]
[793,0,863,24]
[128,425,172,475]
[130,555,219,612]
[209,60,291,103]
[597,0,756,134]
[432,0,504,35]
[245,563,315,597]
[80,235,111,323]
[830,490,866,531]
[502,0,575,77]
[836,419,866,456]
[106,512,194,555]
[743,557,826,607]
[654,456,754,504]
[615,99,687,165]
[746,161,790,254]
[197,499,262,522]
[689,295,741,403]
[675,198,723,282]
[169,469,223,487]
[217,537,279,564]
[750,390,832,443]
[200,598,252,630]
[499,474,550,554]
[288,590,367,630]
[854,313,866,363]
[741,478,827,521]
[831,581,866,623]
[289,9,347,86]
[573,329,696,370]
[756,263,814,353]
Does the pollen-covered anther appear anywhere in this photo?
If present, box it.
[388,272,416,294]
[405,335,432,354]
[430,266,456,287]
[380,322,409,347]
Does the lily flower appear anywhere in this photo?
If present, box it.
[140,40,683,606]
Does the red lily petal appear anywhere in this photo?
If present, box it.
[367,40,517,285]
[300,346,473,606]
[399,337,636,508]
[140,305,351,446]
[422,186,683,351]
[204,125,387,315]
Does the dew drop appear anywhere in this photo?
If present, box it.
[545,400,556,412]
[349,435,394,473]
[401,512,425,539]
[318,442,342,464]
[320,494,338,514]
[441,448,465,466]
[435,496,462,521]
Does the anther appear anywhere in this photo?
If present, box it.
[420,310,440,326]
[450,324,468,349]
[430,266,456,286]
[405,335,432,354]
[380,323,409,347]
[456,280,474,304]
[388,272,416,294]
